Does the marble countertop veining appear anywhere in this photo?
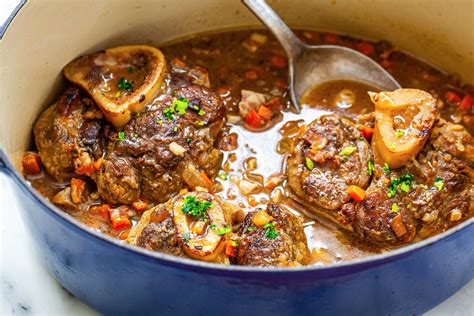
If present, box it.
[0,1,473,315]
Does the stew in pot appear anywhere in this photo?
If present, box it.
[22,29,473,267]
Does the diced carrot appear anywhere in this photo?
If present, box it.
[22,152,42,175]
[244,109,265,128]
[270,55,288,68]
[70,178,86,204]
[325,33,338,44]
[445,91,461,104]
[89,204,111,220]
[132,199,148,212]
[119,231,129,240]
[111,214,131,230]
[225,241,238,257]
[390,214,407,238]
[258,105,273,121]
[93,158,103,171]
[347,185,366,202]
[357,41,375,56]
[360,125,374,141]
[459,95,473,111]
[199,171,214,189]
[191,221,207,235]
[172,57,186,68]
[244,69,258,80]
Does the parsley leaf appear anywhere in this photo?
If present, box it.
[434,177,444,190]
[396,129,405,139]
[339,146,357,156]
[218,172,228,180]
[383,163,390,173]
[117,77,134,91]
[172,97,189,115]
[163,107,174,120]
[117,131,125,141]
[305,157,314,170]
[181,196,212,219]
[217,227,232,236]
[263,222,278,239]
[391,203,399,213]
[367,160,374,175]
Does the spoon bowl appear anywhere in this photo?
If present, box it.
[242,0,401,112]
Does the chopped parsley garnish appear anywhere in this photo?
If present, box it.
[117,77,134,91]
[134,133,138,138]
[217,227,232,236]
[396,129,405,139]
[173,126,178,132]
[197,120,206,126]
[434,177,444,190]
[163,107,174,120]
[387,173,414,197]
[305,157,314,170]
[339,146,357,156]
[383,163,390,173]
[247,227,255,232]
[391,203,399,213]
[181,196,212,219]
[367,160,374,175]
[172,97,189,115]
[263,222,278,239]
[182,233,190,242]
[389,143,396,151]
[117,131,125,141]
[218,172,228,180]
[115,91,122,99]
[156,119,163,125]
[186,138,192,143]
[198,109,206,116]
[209,224,216,230]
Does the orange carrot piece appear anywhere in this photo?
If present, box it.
[258,105,273,121]
[22,153,42,175]
[390,214,407,238]
[347,185,366,202]
[132,199,148,212]
[70,178,86,204]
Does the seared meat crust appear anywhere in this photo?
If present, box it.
[236,204,310,267]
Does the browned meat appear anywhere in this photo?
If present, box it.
[339,120,473,244]
[235,204,310,267]
[33,87,105,182]
[135,203,184,258]
[107,84,225,203]
[94,153,141,204]
[287,114,373,216]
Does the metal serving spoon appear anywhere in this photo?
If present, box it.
[242,0,401,112]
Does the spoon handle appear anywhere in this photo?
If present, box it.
[242,0,303,62]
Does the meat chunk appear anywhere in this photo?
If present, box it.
[128,191,232,263]
[94,153,141,204]
[235,204,310,267]
[109,84,225,203]
[339,120,473,244]
[34,87,104,182]
[287,114,373,216]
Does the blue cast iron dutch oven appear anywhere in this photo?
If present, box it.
[0,0,473,315]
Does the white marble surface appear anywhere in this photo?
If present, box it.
[0,1,472,315]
